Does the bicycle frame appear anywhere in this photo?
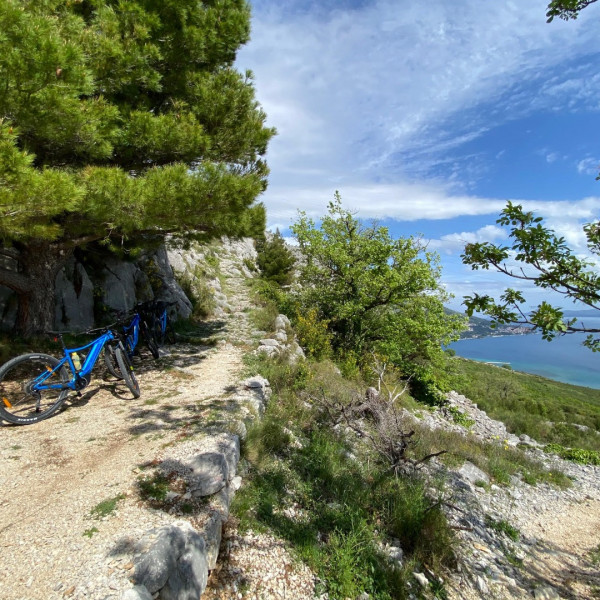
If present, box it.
[158,307,168,337]
[33,330,117,393]
[122,313,141,356]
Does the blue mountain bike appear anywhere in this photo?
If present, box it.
[103,304,162,380]
[0,328,140,426]
[149,300,177,346]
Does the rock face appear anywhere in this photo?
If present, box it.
[123,381,270,600]
[414,390,600,600]
[0,244,192,332]
[54,257,95,331]
[0,285,17,331]
[132,522,208,600]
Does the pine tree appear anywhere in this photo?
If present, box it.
[256,230,296,286]
[0,0,275,334]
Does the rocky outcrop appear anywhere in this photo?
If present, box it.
[0,244,193,332]
[409,391,600,599]
[256,313,306,362]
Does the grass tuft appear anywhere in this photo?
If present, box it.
[90,494,125,520]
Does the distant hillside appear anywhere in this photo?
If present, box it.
[445,308,532,339]
[560,308,599,318]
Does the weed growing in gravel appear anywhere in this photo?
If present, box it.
[90,494,126,519]
[181,502,194,514]
[138,472,169,503]
[485,516,520,541]
[83,527,99,538]
[504,548,524,569]
[447,406,475,428]
[10,444,22,450]
[590,543,600,566]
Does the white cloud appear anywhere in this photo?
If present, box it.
[239,1,600,309]
[429,225,505,254]
[577,157,600,176]
[262,181,508,226]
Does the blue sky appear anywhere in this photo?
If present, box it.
[236,0,600,311]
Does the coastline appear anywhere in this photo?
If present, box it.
[449,333,600,390]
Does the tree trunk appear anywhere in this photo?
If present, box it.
[12,242,72,336]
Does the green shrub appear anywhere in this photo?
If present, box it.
[138,473,169,503]
[544,443,600,465]
[294,308,332,360]
[90,494,125,519]
[447,406,475,428]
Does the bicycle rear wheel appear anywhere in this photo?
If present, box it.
[115,345,140,398]
[0,354,70,425]
[140,320,160,359]
[152,315,166,346]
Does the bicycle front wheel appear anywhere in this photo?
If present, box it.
[104,345,124,380]
[0,354,70,425]
[115,346,140,398]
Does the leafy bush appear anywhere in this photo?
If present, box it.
[294,308,332,359]
[288,195,464,387]
[544,443,600,465]
[447,406,475,429]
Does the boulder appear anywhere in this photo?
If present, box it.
[458,461,490,486]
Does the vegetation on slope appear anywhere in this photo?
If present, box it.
[444,357,600,452]
[236,352,456,600]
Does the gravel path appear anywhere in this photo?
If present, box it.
[0,340,243,600]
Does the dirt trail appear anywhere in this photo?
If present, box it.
[519,498,600,599]
[0,338,247,600]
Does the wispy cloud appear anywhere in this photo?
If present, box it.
[428,196,600,256]
[429,225,505,254]
[241,0,600,191]
[577,157,600,176]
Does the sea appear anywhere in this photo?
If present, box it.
[449,325,600,390]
